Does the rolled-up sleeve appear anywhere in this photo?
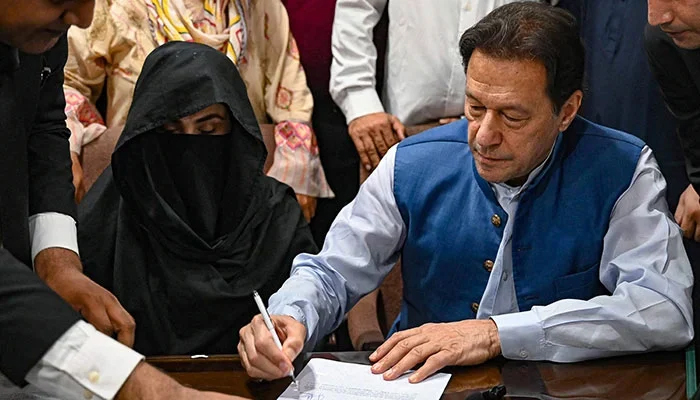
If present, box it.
[493,146,694,362]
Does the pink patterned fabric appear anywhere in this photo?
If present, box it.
[64,87,107,154]
[268,121,333,197]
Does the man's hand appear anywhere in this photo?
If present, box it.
[116,362,246,400]
[35,248,136,346]
[368,319,501,383]
[238,315,306,381]
[675,184,700,242]
[70,151,85,203]
[296,194,317,223]
[348,112,405,171]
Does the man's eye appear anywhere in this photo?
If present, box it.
[469,105,485,113]
[503,114,524,123]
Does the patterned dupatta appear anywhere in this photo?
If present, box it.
[146,0,248,64]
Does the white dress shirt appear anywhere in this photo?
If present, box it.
[330,0,534,125]
[18,214,144,399]
[268,143,694,360]
[25,321,143,400]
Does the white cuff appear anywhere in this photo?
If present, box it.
[25,321,143,400]
[336,87,385,124]
[29,212,80,263]
[268,304,308,336]
[491,311,551,361]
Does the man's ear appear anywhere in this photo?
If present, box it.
[557,90,583,132]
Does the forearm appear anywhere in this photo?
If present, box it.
[269,146,405,348]
[493,286,693,362]
[115,362,185,400]
[34,247,82,281]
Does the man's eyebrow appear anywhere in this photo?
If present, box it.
[465,90,483,103]
[465,90,529,114]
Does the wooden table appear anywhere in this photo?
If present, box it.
[148,350,686,399]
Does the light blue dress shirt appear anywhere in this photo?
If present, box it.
[268,143,694,361]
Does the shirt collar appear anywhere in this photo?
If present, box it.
[490,135,558,196]
[0,43,20,73]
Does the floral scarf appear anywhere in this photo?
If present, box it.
[146,0,248,64]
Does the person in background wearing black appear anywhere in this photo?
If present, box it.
[0,0,241,398]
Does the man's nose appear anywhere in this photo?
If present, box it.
[62,0,96,29]
[474,112,502,149]
[648,0,674,27]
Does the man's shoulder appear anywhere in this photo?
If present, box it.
[568,116,646,151]
[398,119,469,149]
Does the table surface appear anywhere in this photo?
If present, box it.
[147,350,687,400]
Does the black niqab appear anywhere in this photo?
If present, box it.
[78,42,317,355]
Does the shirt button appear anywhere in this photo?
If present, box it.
[83,390,93,400]
[519,350,529,359]
[491,214,502,227]
[502,271,508,281]
[88,371,100,383]
[471,302,479,313]
[483,260,494,272]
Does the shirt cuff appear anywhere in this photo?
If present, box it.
[268,303,318,353]
[491,311,550,361]
[337,88,385,124]
[25,321,144,400]
[28,212,80,263]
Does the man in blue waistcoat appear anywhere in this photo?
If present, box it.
[238,2,694,383]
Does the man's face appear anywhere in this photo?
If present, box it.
[0,0,94,54]
[648,0,700,49]
[465,50,581,186]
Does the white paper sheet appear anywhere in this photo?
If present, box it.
[278,358,451,400]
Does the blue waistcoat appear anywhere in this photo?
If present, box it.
[392,116,644,331]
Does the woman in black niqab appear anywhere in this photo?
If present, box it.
[78,41,317,356]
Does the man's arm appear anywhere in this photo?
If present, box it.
[329,0,387,123]
[645,24,700,194]
[268,145,406,348]
[27,35,76,219]
[330,0,404,171]
[238,145,406,380]
[492,146,693,362]
[27,35,135,346]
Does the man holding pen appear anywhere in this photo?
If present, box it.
[238,2,693,383]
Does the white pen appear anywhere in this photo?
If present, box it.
[252,290,297,384]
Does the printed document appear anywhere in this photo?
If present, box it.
[278,358,451,400]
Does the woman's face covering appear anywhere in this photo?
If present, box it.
[162,103,231,135]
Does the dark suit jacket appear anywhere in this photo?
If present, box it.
[0,36,81,384]
[645,24,700,195]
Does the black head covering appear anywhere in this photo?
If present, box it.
[78,42,317,355]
